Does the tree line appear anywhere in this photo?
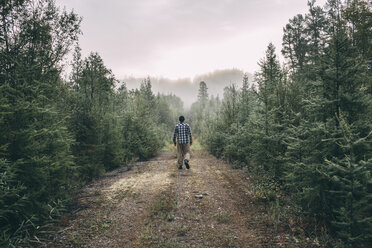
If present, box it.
[0,0,183,246]
[1,0,371,247]
[190,0,371,247]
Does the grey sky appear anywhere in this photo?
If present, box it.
[58,0,327,80]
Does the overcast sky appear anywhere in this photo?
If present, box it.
[58,0,327,80]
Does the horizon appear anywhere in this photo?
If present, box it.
[122,68,252,108]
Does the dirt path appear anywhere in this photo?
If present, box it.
[48,151,283,248]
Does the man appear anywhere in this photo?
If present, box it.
[173,116,192,170]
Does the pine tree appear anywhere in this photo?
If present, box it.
[320,2,366,125]
[189,81,210,136]
[342,0,372,63]
[202,1,372,245]
[282,14,308,72]
[221,84,239,128]
[198,81,209,108]
[284,2,372,244]
[256,43,281,136]
[325,114,372,247]
[255,43,286,178]
[140,77,155,105]
[70,52,120,177]
[0,0,81,244]
[238,73,251,124]
[305,0,328,62]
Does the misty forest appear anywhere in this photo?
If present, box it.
[1,0,372,247]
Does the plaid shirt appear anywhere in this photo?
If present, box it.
[173,123,192,144]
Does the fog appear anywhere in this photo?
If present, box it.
[58,0,327,80]
[57,0,326,107]
[122,68,253,108]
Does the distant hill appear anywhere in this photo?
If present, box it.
[121,68,253,108]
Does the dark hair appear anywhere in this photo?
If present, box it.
[179,116,185,122]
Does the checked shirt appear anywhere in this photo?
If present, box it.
[173,123,192,144]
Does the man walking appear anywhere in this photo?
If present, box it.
[173,116,192,170]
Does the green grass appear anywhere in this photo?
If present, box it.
[150,192,177,221]
[175,224,188,237]
[190,139,203,151]
[161,143,176,152]
[136,225,182,248]
[214,213,233,224]
[161,138,204,152]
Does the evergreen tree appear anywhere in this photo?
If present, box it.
[256,43,281,126]
[325,114,372,246]
[69,51,118,178]
[203,1,372,246]
[342,0,372,95]
[305,0,328,61]
[198,81,209,108]
[320,0,367,125]
[284,1,372,245]
[190,81,210,136]
[282,14,308,72]
[0,0,81,245]
[221,84,239,128]
[238,73,251,124]
[140,77,156,106]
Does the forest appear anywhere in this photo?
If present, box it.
[0,0,371,247]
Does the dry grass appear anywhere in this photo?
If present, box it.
[150,191,177,221]
[48,151,305,248]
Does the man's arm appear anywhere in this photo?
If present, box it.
[173,125,178,146]
[188,125,192,145]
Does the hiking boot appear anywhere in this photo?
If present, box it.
[184,159,190,169]
[178,165,183,170]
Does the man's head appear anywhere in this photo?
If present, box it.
[179,115,185,123]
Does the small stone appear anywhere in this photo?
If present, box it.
[203,193,209,196]
[195,194,203,199]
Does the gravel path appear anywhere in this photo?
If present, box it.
[47,151,281,248]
